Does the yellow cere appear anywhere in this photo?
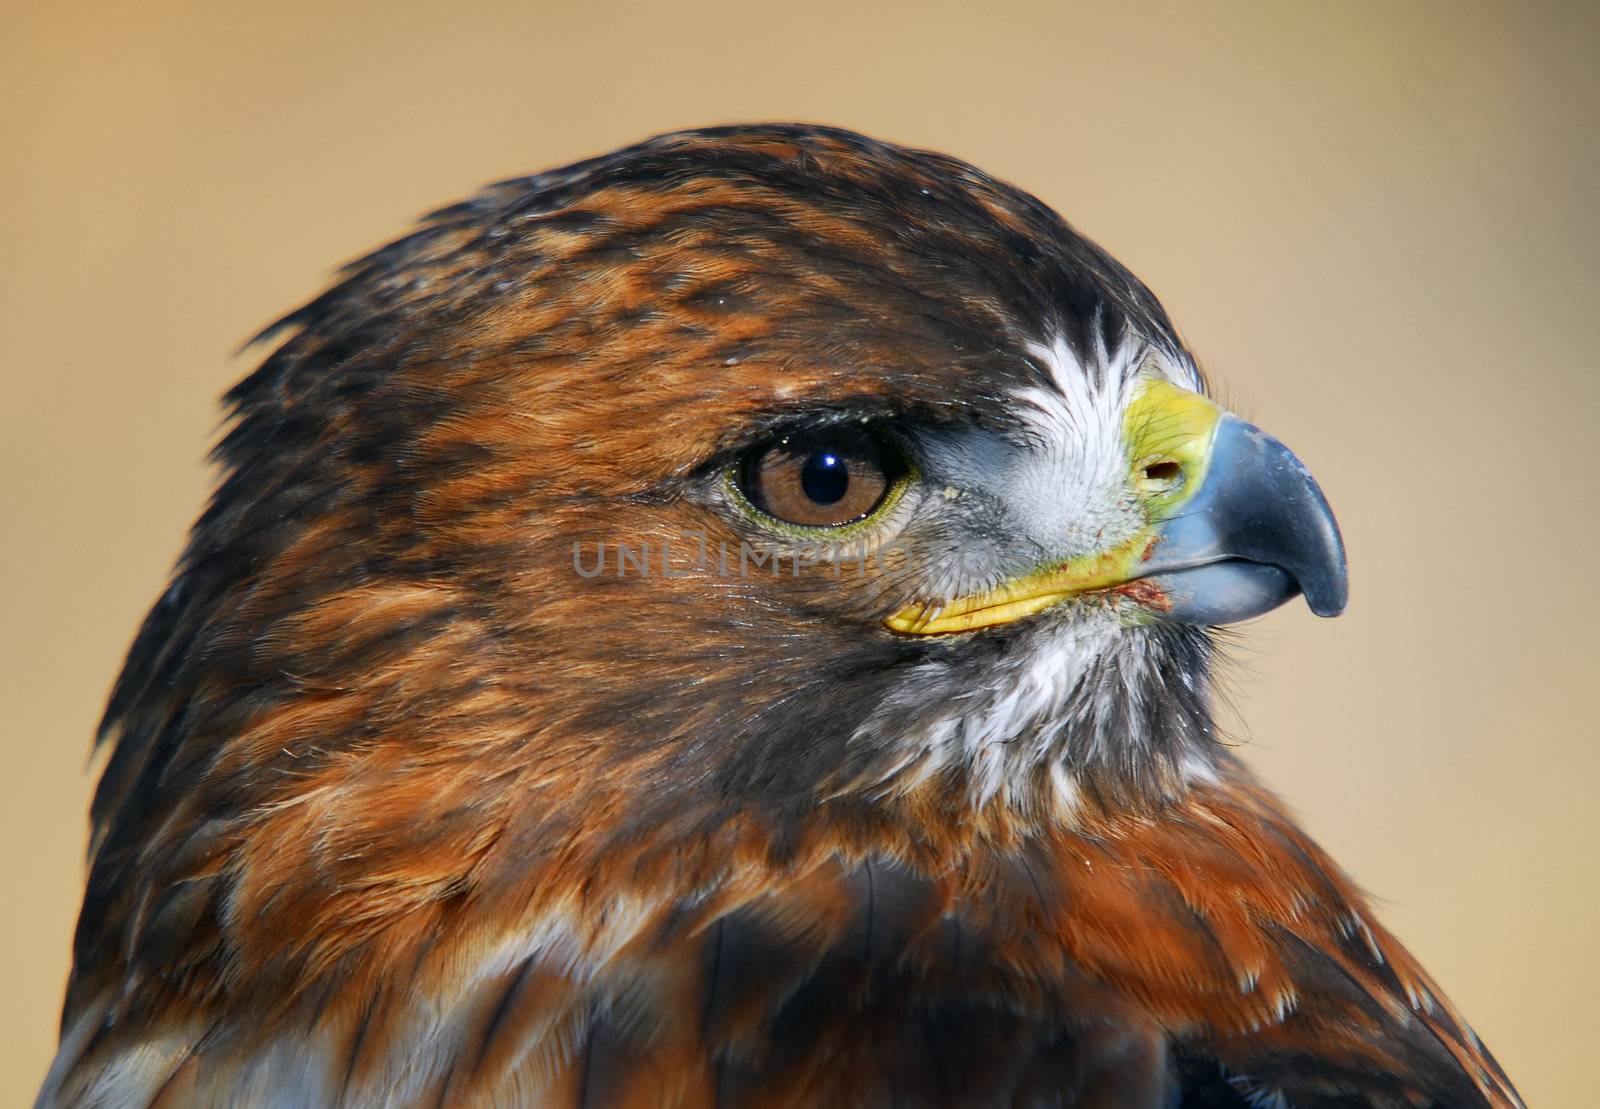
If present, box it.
[884,378,1224,636]
[1121,378,1222,512]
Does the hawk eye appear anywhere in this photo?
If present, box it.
[735,429,896,529]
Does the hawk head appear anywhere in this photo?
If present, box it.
[58,125,1362,1100]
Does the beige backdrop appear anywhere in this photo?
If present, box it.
[4,0,1595,1103]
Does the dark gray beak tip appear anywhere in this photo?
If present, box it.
[1305,574,1349,618]
[1279,448,1348,619]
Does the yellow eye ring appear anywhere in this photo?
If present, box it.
[725,430,917,540]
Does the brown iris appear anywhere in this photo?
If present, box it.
[738,429,892,528]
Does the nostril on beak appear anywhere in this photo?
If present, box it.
[1139,460,1184,494]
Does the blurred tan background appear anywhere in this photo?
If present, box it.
[4,0,1596,1103]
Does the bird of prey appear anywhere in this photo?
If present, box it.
[41,125,1521,1108]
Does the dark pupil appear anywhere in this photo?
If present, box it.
[800,451,849,505]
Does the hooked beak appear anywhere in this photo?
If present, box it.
[884,383,1347,635]
[1139,412,1347,624]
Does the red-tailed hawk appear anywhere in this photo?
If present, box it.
[42,125,1520,1107]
